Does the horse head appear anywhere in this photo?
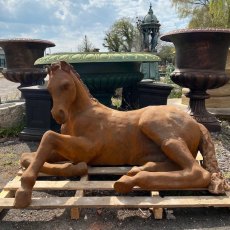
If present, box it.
[47,61,77,124]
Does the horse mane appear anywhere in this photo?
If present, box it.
[50,61,97,102]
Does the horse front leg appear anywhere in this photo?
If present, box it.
[14,130,93,208]
[20,152,87,177]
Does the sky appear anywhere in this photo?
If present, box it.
[0,0,189,53]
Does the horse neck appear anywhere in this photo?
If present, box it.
[71,72,94,112]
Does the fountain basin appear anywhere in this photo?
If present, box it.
[35,52,160,106]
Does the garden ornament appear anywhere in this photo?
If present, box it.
[14,61,230,208]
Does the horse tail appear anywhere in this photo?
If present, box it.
[198,123,230,194]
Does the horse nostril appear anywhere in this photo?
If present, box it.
[51,108,66,124]
[59,109,65,121]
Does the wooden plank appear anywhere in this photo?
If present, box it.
[70,175,88,220]
[0,190,15,199]
[152,207,163,219]
[150,191,163,219]
[196,152,203,165]
[0,176,21,213]
[0,176,21,198]
[196,152,203,161]
[0,176,21,197]
[0,195,230,209]
[4,180,208,192]
[17,166,131,177]
[4,180,116,191]
[88,166,131,175]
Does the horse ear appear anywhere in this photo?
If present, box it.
[60,61,71,73]
[46,65,52,80]
[46,65,51,74]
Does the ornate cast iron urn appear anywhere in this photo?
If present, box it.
[161,29,230,132]
[0,38,55,87]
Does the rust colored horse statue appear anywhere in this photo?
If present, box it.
[15,61,229,208]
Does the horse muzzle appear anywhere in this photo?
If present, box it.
[51,108,67,124]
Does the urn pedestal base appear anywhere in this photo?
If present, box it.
[182,81,230,125]
[19,86,60,141]
[137,80,173,108]
[121,80,173,110]
[186,91,221,132]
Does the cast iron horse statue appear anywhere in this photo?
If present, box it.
[15,61,229,208]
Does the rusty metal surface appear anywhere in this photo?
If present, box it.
[161,29,230,132]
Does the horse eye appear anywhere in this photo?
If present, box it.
[60,82,70,90]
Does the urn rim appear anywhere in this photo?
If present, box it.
[34,52,161,65]
[160,28,230,42]
[0,38,55,47]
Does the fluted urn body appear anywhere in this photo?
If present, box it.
[161,29,230,132]
[0,38,55,87]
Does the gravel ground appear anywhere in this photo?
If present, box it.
[0,121,229,229]
[211,120,230,180]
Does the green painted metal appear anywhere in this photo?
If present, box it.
[141,62,160,81]
[80,72,143,92]
[34,52,161,65]
[34,52,160,107]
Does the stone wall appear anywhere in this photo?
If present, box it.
[0,102,25,129]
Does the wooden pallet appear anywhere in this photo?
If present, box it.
[0,166,229,220]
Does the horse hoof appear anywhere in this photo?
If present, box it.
[76,162,88,176]
[127,166,141,176]
[114,175,133,193]
[14,188,32,208]
[70,162,88,176]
